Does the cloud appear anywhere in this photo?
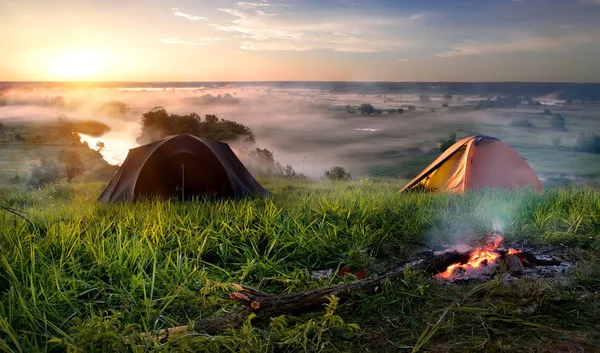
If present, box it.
[408,13,424,20]
[437,33,593,57]
[237,2,276,7]
[212,5,412,53]
[160,37,221,46]
[173,11,206,21]
[581,0,600,4]
[396,58,409,63]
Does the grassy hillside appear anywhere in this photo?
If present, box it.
[0,180,599,352]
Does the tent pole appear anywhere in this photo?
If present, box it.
[181,163,185,202]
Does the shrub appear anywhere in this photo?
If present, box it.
[324,166,351,181]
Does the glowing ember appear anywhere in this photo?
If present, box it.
[435,234,504,280]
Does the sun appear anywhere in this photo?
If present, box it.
[49,51,102,80]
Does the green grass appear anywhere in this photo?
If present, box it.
[0,180,599,352]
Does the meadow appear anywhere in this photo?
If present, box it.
[1,180,599,352]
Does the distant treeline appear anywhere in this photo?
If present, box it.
[3,82,599,101]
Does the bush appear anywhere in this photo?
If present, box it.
[27,159,62,188]
[323,166,351,181]
[510,118,534,128]
[575,133,600,153]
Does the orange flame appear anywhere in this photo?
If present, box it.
[435,235,504,280]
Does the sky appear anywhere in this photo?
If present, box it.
[1,0,600,82]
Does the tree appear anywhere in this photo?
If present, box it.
[205,114,218,124]
[552,136,561,148]
[374,109,383,115]
[439,132,457,152]
[444,94,453,101]
[407,105,416,111]
[59,150,84,181]
[388,109,396,115]
[98,101,130,117]
[544,109,552,115]
[249,148,275,165]
[397,108,404,114]
[324,166,351,181]
[283,165,307,180]
[549,114,567,131]
[96,141,105,152]
[575,133,600,153]
[137,108,254,144]
[359,103,375,115]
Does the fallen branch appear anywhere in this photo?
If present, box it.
[143,251,502,340]
[148,267,409,340]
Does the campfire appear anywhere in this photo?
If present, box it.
[428,231,567,282]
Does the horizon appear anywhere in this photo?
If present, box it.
[3,80,600,84]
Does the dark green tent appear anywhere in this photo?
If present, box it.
[98,134,268,202]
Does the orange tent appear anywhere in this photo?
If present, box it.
[400,136,543,193]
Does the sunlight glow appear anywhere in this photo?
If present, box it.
[49,51,102,80]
